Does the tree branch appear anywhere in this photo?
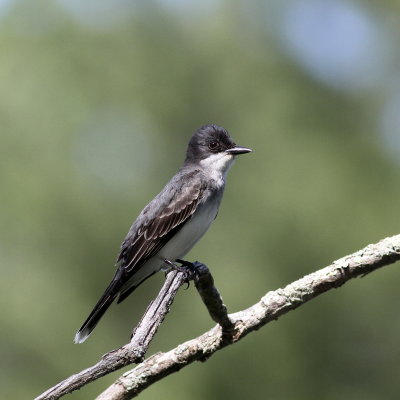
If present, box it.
[34,270,189,400]
[35,261,232,400]
[35,234,400,400]
[96,234,400,400]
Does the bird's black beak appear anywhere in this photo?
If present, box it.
[225,146,252,155]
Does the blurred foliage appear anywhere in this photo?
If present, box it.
[1,1,400,399]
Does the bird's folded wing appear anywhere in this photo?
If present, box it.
[117,170,206,274]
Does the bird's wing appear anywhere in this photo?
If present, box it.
[74,170,206,343]
[117,169,206,274]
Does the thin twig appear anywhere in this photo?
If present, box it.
[129,270,189,358]
[96,234,400,400]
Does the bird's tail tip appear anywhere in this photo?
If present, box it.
[73,290,118,344]
[74,328,90,344]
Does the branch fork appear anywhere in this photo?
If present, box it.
[35,261,228,400]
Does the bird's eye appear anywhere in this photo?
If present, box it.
[208,140,219,150]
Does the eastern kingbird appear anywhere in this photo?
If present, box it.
[74,124,251,343]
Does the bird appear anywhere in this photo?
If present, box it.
[74,124,252,343]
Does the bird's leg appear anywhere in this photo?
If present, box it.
[163,259,187,273]
[176,259,195,269]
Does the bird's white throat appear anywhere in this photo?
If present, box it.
[199,152,235,187]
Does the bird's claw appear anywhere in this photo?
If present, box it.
[176,259,195,269]
[163,259,188,273]
[164,259,201,288]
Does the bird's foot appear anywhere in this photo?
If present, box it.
[176,258,196,269]
[176,259,210,288]
[179,260,209,274]
[163,259,200,288]
[163,259,189,273]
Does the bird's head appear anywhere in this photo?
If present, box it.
[184,124,251,174]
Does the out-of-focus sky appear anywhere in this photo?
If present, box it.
[54,0,400,159]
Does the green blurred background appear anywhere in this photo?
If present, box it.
[2,0,400,399]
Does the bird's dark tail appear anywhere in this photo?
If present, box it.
[74,280,120,344]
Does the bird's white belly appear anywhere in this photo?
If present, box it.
[157,200,219,261]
